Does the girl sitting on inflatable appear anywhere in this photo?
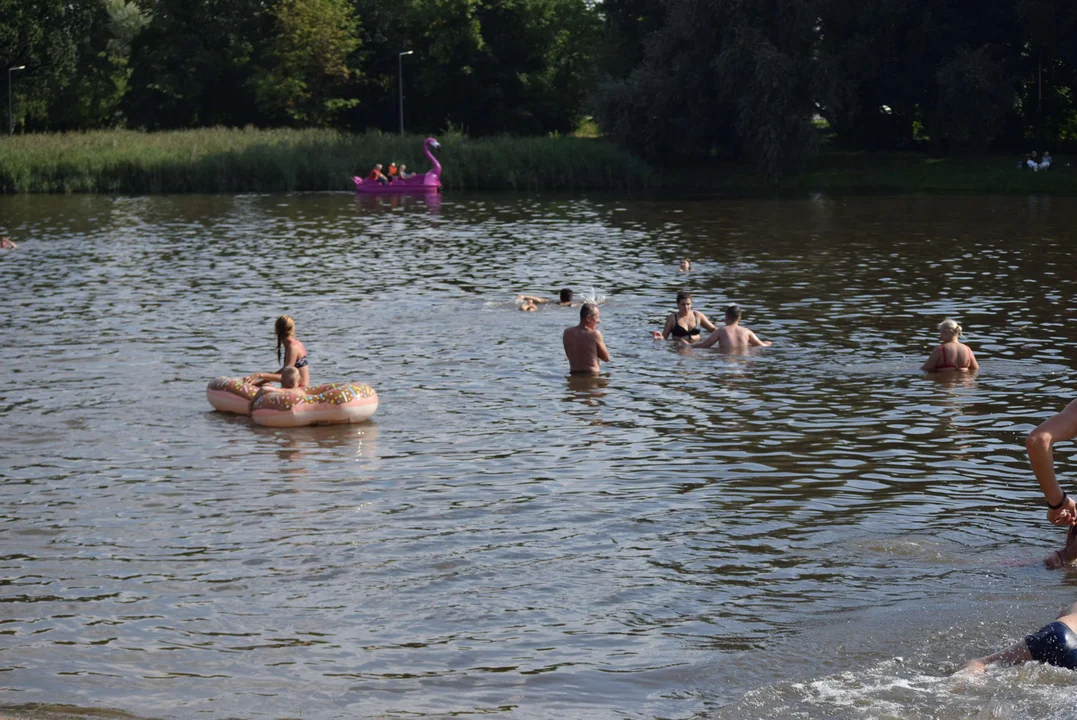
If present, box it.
[244,315,311,388]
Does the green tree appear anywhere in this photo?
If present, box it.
[595,0,820,177]
[125,0,269,128]
[252,0,362,126]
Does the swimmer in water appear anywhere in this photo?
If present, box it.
[0,236,16,249]
[921,318,978,373]
[962,599,1077,674]
[243,315,311,388]
[652,291,716,342]
[517,288,575,309]
[563,303,609,375]
[692,304,772,350]
[679,258,691,272]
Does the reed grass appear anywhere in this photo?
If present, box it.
[0,128,656,194]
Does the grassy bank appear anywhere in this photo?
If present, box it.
[0,128,656,193]
[4,129,1076,196]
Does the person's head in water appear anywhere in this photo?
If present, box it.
[938,318,962,341]
[275,315,296,363]
[580,302,599,325]
[679,258,691,271]
[281,367,301,389]
[559,288,574,304]
[725,304,742,323]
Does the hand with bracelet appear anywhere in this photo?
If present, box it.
[1028,399,1077,527]
[1047,490,1077,527]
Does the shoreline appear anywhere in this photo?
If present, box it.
[3,129,1076,196]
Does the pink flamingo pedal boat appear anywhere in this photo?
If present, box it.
[353,137,441,194]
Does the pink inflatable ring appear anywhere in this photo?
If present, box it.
[206,376,379,427]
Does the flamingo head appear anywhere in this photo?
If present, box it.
[426,138,441,154]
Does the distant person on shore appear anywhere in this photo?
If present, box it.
[243,315,311,388]
[692,304,772,350]
[1026,151,1040,170]
[652,291,716,342]
[517,288,574,309]
[1025,399,1077,568]
[563,303,609,375]
[920,319,978,373]
[1038,151,1053,171]
[367,164,388,185]
[679,258,691,272]
[961,599,1077,674]
[0,236,16,249]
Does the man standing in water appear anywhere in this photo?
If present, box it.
[563,302,609,375]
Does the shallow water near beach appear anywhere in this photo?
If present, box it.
[2,192,1077,718]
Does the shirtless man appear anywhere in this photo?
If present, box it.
[692,304,771,350]
[563,302,609,375]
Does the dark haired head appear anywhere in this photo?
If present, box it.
[725,304,742,321]
[580,302,598,321]
[676,291,692,304]
[559,288,573,303]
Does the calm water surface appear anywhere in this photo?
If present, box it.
[2,192,1077,719]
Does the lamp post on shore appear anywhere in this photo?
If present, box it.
[398,51,413,136]
[8,65,25,136]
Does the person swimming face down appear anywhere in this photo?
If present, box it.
[559,288,573,305]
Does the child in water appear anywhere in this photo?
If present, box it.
[921,318,978,372]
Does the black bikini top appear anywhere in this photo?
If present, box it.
[670,323,701,337]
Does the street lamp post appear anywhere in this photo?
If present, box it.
[8,65,25,137]
[398,51,413,136]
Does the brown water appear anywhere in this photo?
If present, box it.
[1,192,1076,719]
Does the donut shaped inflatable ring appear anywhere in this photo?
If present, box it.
[250,382,378,427]
[206,376,262,415]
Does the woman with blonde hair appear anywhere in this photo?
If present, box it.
[243,315,310,388]
[921,318,978,373]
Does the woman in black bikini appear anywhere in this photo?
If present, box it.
[653,291,716,342]
[243,315,311,388]
[921,318,979,373]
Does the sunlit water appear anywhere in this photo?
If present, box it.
[2,192,1077,719]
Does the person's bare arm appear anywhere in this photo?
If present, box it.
[243,371,281,385]
[697,312,717,332]
[921,346,941,372]
[517,295,549,304]
[595,331,610,362]
[1027,400,1077,525]
[962,640,1032,674]
[748,331,771,347]
[692,329,720,349]
[653,313,675,340]
[966,348,979,371]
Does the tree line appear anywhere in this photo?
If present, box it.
[5,0,1077,176]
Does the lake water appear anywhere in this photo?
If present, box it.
[2,192,1077,719]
